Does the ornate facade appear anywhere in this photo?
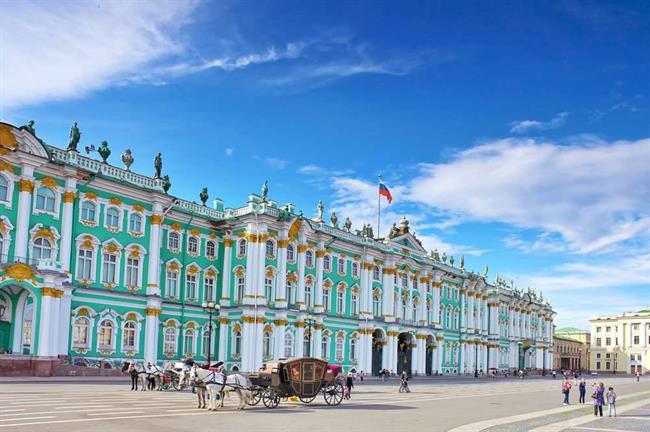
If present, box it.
[0,122,555,375]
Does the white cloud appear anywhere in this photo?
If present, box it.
[264,157,287,170]
[224,148,233,156]
[0,0,198,110]
[406,137,650,254]
[509,112,569,134]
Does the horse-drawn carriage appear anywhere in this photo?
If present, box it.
[247,357,344,408]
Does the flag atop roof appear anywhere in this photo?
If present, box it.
[379,177,393,204]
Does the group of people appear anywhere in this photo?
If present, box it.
[561,378,618,417]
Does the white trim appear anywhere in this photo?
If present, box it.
[32,181,61,218]
[0,171,16,210]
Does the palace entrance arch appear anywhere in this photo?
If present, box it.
[371,329,385,375]
[397,332,412,375]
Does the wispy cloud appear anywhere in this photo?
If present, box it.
[509,112,569,134]
[225,148,233,156]
[406,136,650,254]
[0,0,198,111]
[264,157,288,170]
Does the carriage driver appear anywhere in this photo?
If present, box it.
[145,362,157,390]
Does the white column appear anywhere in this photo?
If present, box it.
[382,263,395,320]
[256,230,268,301]
[274,319,286,360]
[296,241,306,309]
[243,229,257,305]
[57,287,73,356]
[468,295,474,330]
[295,323,305,357]
[417,336,426,375]
[436,341,443,373]
[364,331,373,374]
[14,172,35,261]
[253,320,264,370]
[432,272,442,326]
[144,302,161,363]
[360,258,371,314]
[37,291,59,356]
[313,322,323,358]
[218,318,228,361]
[381,339,390,370]
[146,203,163,296]
[314,243,324,313]
[220,239,233,305]
[418,274,428,324]
[460,291,466,332]
[59,178,77,271]
[275,237,288,308]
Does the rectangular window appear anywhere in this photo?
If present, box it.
[634,335,640,344]
[186,274,197,300]
[596,361,601,369]
[596,327,601,332]
[596,353,601,359]
[596,338,602,347]
[125,257,139,287]
[76,249,93,280]
[605,361,610,369]
[166,271,178,297]
[605,353,610,359]
[606,337,611,346]
[323,289,330,312]
[337,258,345,274]
[204,277,215,302]
[102,253,117,283]
[336,291,344,314]
[352,294,359,315]
[605,326,611,332]
[264,277,273,302]
[236,276,245,303]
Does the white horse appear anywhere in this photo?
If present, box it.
[189,366,252,410]
[178,367,209,408]
[123,361,163,391]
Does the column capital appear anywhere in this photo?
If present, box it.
[18,178,35,193]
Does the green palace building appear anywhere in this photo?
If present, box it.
[0,121,555,376]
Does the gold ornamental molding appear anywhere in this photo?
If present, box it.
[40,177,59,189]
[150,215,163,225]
[84,191,97,200]
[63,191,76,203]
[109,197,122,206]
[245,233,259,243]
[416,334,428,340]
[435,335,444,341]
[132,204,144,213]
[189,228,201,237]
[145,308,161,316]
[314,323,324,330]
[274,319,288,326]
[3,262,37,282]
[223,238,233,247]
[218,317,229,325]
[18,179,35,193]
[297,244,308,253]
[316,249,326,258]
[0,124,19,154]
[41,287,64,298]
[0,159,13,172]
[382,268,396,275]
[294,321,305,328]
[277,239,289,248]
[387,330,399,337]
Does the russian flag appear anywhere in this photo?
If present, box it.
[379,179,393,204]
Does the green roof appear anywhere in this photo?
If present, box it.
[636,309,650,314]
[555,327,588,333]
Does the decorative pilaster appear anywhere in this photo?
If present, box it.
[146,203,163,296]
[275,236,288,308]
[57,286,73,356]
[14,174,35,261]
[220,238,233,305]
[144,304,161,363]
[313,321,323,358]
[382,262,395,321]
[218,317,228,361]
[243,227,258,305]
[294,321,305,357]
[296,240,306,309]
[38,287,63,356]
[314,242,325,313]
[59,178,77,271]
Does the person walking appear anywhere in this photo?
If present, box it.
[344,373,354,400]
[606,387,617,417]
[399,370,410,393]
[552,370,557,379]
[578,378,586,404]
[593,382,605,417]
[562,378,572,405]
[636,371,640,382]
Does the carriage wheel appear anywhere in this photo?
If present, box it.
[171,375,180,391]
[262,389,280,408]
[322,382,344,406]
[249,389,263,406]
[298,395,317,404]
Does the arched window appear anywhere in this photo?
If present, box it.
[98,319,114,349]
[188,237,198,254]
[336,289,344,315]
[35,187,55,212]
[427,303,432,324]
[73,317,89,347]
[33,237,52,260]
[304,281,312,309]
[186,273,197,300]
[163,328,177,354]
[237,239,247,257]
[373,266,380,281]
[76,248,93,280]
[303,334,311,356]
[128,213,142,233]
[402,274,408,287]
[0,176,8,201]
[184,329,195,356]
[0,232,5,259]
[106,207,120,229]
[351,292,359,315]
[265,239,275,259]
[323,255,331,272]
[263,331,273,358]
[283,332,293,358]
[372,292,381,316]
[232,329,242,355]
[350,336,358,361]
[286,279,295,305]
[235,273,245,303]
[102,250,118,284]
[81,201,96,222]
[321,335,330,360]
[337,257,345,274]
[446,307,451,328]
[413,279,418,290]
[123,321,136,350]
[264,275,274,301]
[401,298,407,319]
[168,232,180,250]
[335,336,345,360]
[352,262,359,278]
[287,244,295,262]
[412,302,417,321]
[206,240,216,258]
[305,250,314,267]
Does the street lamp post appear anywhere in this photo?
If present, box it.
[542,346,546,376]
[474,342,479,378]
[201,301,220,366]
[305,314,315,357]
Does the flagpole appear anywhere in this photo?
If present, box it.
[377,174,381,238]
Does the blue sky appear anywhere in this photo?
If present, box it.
[1,0,649,328]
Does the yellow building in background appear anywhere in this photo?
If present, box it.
[554,327,590,372]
